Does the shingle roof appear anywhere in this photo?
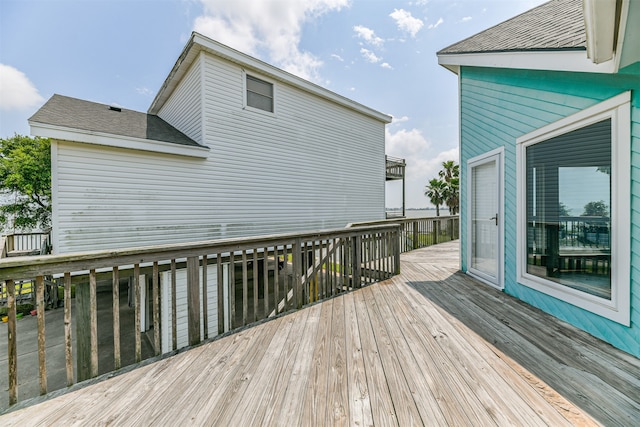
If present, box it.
[438,0,586,55]
[29,94,203,148]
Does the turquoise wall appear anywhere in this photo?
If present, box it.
[459,65,640,357]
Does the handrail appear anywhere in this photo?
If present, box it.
[352,215,459,253]
[1,223,400,409]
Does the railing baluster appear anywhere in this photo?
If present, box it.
[36,275,47,395]
[229,252,235,329]
[65,272,74,384]
[171,259,177,351]
[187,256,200,346]
[253,250,259,322]
[134,264,142,362]
[112,267,121,370]
[202,257,208,340]
[89,269,98,378]
[263,246,269,319]
[273,246,279,315]
[153,261,160,355]
[217,253,224,334]
[293,239,301,309]
[7,279,17,406]
[242,250,248,326]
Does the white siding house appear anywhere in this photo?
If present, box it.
[30,33,391,254]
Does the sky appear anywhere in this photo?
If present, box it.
[0,0,547,209]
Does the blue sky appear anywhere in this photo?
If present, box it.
[0,0,545,209]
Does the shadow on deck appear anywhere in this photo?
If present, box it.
[1,241,639,425]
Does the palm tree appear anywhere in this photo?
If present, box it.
[443,176,459,215]
[439,160,460,215]
[425,178,447,216]
[439,160,459,183]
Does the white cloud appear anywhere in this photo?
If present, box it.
[389,9,423,37]
[360,48,381,63]
[331,53,344,62]
[386,127,429,158]
[353,25,384,47]
[193,0,349,82]
[427,17,444,29]
[136,86,154,96]
[391,115,409,124]
[461,16,472,22]
[0,64,44,111]
[380,62,393,70]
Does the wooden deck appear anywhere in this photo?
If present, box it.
[2,241,639,425]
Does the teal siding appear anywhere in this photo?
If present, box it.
[459,66,640,357]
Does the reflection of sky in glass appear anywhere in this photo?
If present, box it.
[559,167,610,216]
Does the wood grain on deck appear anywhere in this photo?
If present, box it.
[3,241,638,426]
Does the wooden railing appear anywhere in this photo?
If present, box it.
[0,224,399,409]
[385,155,405,181]
[353,215,459,253]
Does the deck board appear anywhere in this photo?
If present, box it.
[3,241,639,426]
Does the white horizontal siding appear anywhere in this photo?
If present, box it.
[161,265,223,353]
[157,55,202,144]
[52,52,385,254]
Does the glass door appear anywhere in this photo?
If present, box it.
[468,151,502,288]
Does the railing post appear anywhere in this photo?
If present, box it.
[7,279,18,406]
[187,256,201,346]
[293,239,302,309]
[394,228,401,275]
[352,234,362,288]
[412,221,419,250]
[36,275,47,395]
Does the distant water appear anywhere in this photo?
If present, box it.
[390,209,451,218]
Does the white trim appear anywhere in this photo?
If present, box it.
[199,50,208,146]
[466,147,504,290]
[29,122,210,159]
[50,140,60,255]
[242,70,277,116]
[438,50,616,75]
[584,0,617,64]
[516,92,631,326]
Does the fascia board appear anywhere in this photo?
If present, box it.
[437,50,617,74]
[29,122,210,159]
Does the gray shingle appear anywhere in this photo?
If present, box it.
[29,94,204,148]
[438,0,585,55]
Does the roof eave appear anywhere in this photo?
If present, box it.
[149,32,392,124]
[29,121,210,159]
[437,49,617,75]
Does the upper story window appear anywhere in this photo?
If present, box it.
[516,92,630,325]
[245,74,274,113]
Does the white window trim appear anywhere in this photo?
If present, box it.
[242,70,277,116]
[516,91,631,326]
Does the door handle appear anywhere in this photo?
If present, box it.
[489,214,498,226]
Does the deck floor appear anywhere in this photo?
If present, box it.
[2,241,639,425]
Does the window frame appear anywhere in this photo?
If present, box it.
[242,70,276,115]
[516,91,630,325]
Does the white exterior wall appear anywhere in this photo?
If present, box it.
[51,52,386,254]
[157,56,203,144]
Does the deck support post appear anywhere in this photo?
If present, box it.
[7,280,17,406]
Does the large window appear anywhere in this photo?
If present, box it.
[516,92,630,325]
[245,74,274,113]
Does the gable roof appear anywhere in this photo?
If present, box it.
[29,95,209,158]
[438,0,585,55]
[148,32,392,123]
[437,0,631,75]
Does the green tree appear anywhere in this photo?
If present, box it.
[425,178,447,216]
[438,160,460,215]
[0,134,51,230]
[582,200,608,217]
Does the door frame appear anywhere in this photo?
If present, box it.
[466,147,504,290]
